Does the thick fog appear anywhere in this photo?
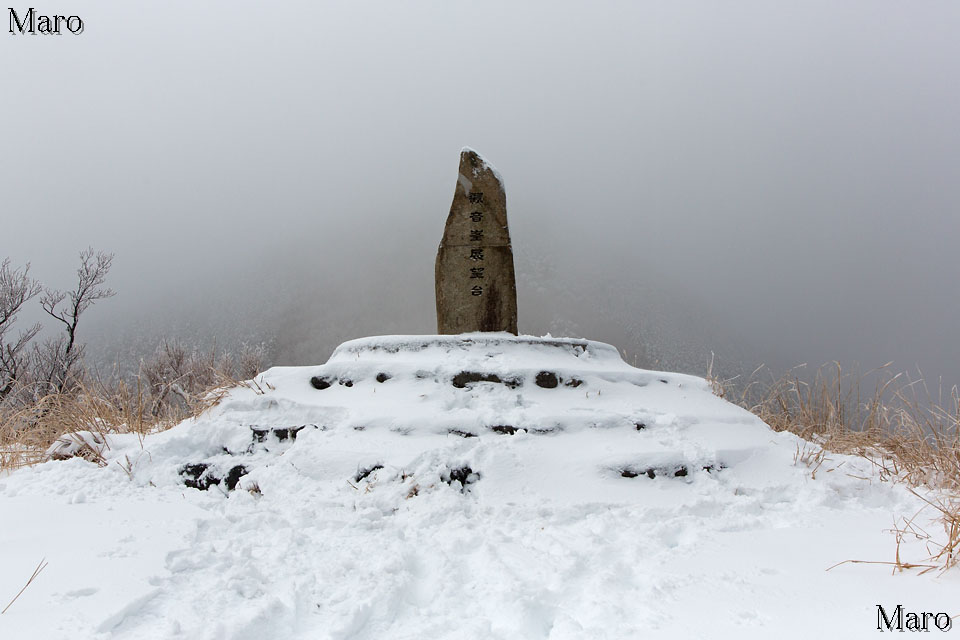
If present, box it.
[3,1,958,389]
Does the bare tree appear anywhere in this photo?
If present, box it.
[38,249,115,394]
[0,259,42,401]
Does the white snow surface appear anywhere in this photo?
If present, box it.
[0,334,955,639]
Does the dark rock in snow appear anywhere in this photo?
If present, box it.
[223,465,247,490]
[354,464,384,482]
[310,376,333,390]
[181,463,248,491]
[618,464,723,480]
[452,371,500,388]
[442,465,479,489]
[535,371,559,388]
[250,425,307,443]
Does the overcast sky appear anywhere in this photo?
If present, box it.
[3,1,958,390]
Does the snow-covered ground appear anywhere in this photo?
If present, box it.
[0,334,955,639]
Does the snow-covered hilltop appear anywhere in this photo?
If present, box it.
[0,335,954,639]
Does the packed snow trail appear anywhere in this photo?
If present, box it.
[0,335,955,638]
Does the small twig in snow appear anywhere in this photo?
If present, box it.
[2,558,49,614]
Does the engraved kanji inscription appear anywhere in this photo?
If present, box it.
[436,148,517,334]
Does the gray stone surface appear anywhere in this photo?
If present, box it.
[435,148,518,335]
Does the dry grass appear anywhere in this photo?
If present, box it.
[0,340,266,471]
[0,377,225,471]
[712,362,960,489]
[711,360,960,572]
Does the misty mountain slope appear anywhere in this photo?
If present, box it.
[0,335,953,639]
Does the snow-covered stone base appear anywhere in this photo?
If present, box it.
[0,335,954,639]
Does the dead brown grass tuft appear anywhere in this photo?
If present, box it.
[711,361,960,572]
[0,340,267,471]
[712,362,960,488]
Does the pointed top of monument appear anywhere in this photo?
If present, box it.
[459,147,505,187]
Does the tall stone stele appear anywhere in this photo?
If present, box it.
[435,148,518,335]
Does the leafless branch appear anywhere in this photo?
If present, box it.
[0,259,42,401]
[38,249,115,393]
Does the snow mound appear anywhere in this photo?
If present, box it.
[0,335,954,639]
[123,334,772,504]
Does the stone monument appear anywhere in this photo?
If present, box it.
[435,148,518,334]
